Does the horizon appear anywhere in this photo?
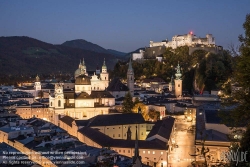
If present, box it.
[0,1,250,52]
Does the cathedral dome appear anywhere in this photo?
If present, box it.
[75,74,91,85]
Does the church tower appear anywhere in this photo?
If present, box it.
[100,58,108,80]
[34,75,41,97]
[100,58,109,90]
[54,83,64,109]
[169,75,174,92]
[127,58,134,96]
[174,62,182,97]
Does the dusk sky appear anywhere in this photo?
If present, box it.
[0,1,250,52]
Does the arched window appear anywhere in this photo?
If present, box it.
[58,100,61,107]
[105,77,106,80]
[51,102,52,106]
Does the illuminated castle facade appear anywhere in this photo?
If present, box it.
[150,32,215,49]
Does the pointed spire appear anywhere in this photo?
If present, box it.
[134,126,139,157]
[128,57,133,72]
[82,58,85,65]
[36,74,40,82]
[102,58,107,70]
[175,61,182,80]
[103,58,106,66]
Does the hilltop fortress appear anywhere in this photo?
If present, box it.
[132,32,223,60]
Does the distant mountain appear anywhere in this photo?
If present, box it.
[62,39,108,54]
[62,39,127,57]
[0,36,120,76]
[107,49,127,57]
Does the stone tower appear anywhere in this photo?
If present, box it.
[34,75,41,97]
[100,58,109,81]
[54,82,64,109]
[174,62,182,97]
[127,58,134,96]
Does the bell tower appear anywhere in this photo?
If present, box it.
[54,83,64,109]
[174,62,182,97]
[127,58,134,96]
[34,75,41,97]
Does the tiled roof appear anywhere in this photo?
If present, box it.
[90,91,114,98]
[107,78,129,91]
[87,113,145,126]
[74,120,89,126]
[59,115,75,127]
[78,127,168,150]
[146,116,175,140]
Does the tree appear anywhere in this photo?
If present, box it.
[132,102,149,120]
[122,92,134,113]
[148,108,160,122]
[223,14,250,167]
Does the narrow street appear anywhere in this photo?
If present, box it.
[168,115,196,167]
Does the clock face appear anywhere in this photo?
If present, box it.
[57,96,61,99]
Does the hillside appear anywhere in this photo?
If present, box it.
[62,39,127,57]
[0,36,119,76]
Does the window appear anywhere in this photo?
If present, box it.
[148,151,150,154]
[128,150,130,153]
[161,152,163,155]
[51,102,52,106]
[58,100,61,107]
[141,132,143,135]
[178,84,180,87]
[118,134,120,137]
[123,150,125,153]
[143,151,145,154]
[113,134,115,137]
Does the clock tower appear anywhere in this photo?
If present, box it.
[54,83,64,109]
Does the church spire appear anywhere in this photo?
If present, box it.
[175,61,182,80]
[132,126,142,167]
[128,57,133,72]
[36,74,40,82]
[134,126,139,157]
[82,58,85,66]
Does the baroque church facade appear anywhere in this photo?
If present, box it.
[49,59,115,125]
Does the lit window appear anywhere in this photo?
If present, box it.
[153,151,155,154]
[148,151,150,154]
[161,152,163,155]
[143,151,145,154]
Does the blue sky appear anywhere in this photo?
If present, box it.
[0,1,249,52]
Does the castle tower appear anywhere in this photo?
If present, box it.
[127,58,134,96]
[34,75,41,97]
[54,82,64,109]
[174,62,182,97]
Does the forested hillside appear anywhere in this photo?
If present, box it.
[112,46,235,93]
